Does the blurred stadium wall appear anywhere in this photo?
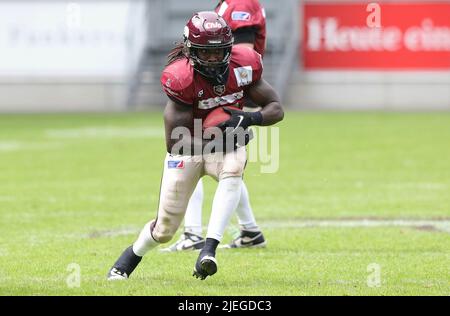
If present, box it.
[0,0,449,112]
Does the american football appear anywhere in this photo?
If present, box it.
[202,106,240,130]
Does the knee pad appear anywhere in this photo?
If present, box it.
[219,160,245,180]
[219,148,246,180]
[152,218,176,244]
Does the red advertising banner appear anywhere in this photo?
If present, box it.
[303,2,450,69]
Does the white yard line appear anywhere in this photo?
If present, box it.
[45,127,164,139]
[0,196,15,201]
[259,219,450,230]
[0,248,8,257]
[88,219,450,239]
[0,141,62,152]
[85,227,139,239]
[2,218,448,246]
[0,141,21,151]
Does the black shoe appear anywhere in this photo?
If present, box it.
[192,251,218,280]
[107,267,128,281]
[107,245,142,280]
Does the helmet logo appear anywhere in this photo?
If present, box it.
[213,85,226,96]
[204,21,222,30]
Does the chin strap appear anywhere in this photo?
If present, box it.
[194,67,230,86]
[209,68,230,86]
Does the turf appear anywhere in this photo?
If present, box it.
[0,112,449,295]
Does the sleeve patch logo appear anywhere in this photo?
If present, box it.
[168,160,184,169]
[231,11,251,21]
[234,66,253,87]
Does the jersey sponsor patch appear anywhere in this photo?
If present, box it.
[198,91,244,110]
[234,66,253,87]
[168,160,184,169]
[231,11,251,21]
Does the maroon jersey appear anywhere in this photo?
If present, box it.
[215,0,267,57]
[161,46,263,121]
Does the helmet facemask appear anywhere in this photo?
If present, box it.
[186,42,232,85]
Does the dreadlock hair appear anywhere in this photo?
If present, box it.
[167,42,188,66]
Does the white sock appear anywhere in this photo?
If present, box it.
[132,221,159,257]
[206,177,242,242]
[184,179,204,236]
[236,181,260,232]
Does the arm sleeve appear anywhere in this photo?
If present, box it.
[233,27,256,45]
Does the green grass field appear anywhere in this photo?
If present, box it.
[0,112,449,295]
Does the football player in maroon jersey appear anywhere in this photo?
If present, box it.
[216,0,266,57]
[163,0,268,252]
[107,11,283,280]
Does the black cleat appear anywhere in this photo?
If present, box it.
[107,245,142,281]
[193,253,218,280]
[107,267,128,281]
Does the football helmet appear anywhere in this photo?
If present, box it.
[183,11,234,85]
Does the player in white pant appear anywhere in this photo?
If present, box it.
[162,0,269,252]
[107,11,283,280]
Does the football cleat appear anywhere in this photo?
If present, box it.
[160,232,205,252]
[193,252,218,280]
[106,245,142,280]
[107,267,128,281]
[221,230,267,249]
